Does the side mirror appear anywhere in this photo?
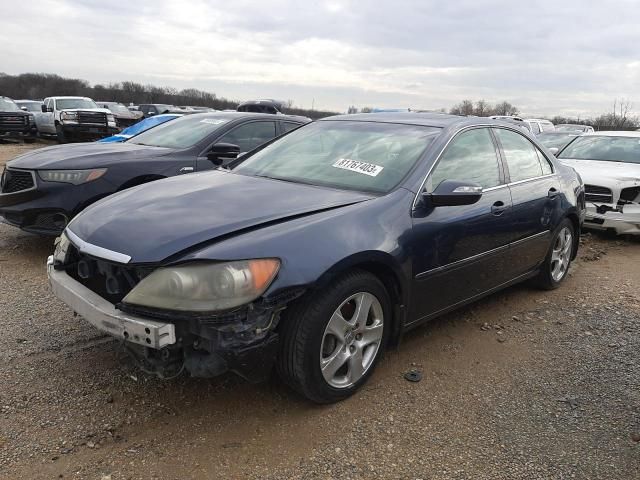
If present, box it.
[548,147,559,155]
[422,180,483,207]
[207,143,241,166]
[20,106,27,111]
[41,105,48,113]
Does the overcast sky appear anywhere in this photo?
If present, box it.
[2,0,639,116]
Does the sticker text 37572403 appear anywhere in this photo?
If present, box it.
[332,158,384,177]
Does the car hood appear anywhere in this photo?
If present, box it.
[68,171,373,264]
[559,159,640,188]
[7,142,173,169]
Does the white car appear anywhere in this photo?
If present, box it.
[524,118,555,135]
[557,131,640,234]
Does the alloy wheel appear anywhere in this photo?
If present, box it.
[550,226,572,282]
[320,292,384,388]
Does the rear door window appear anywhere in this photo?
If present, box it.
[282,122,301,133]
[494,128,547,182]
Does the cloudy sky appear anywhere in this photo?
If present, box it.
[2,0,639,116]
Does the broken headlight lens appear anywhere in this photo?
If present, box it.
[38,169,107,185]
[123,259,280,312]
[53,231,71,264]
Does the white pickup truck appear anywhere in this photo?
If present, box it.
[37,96,119,142]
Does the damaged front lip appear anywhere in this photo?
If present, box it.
[585,203,640,234]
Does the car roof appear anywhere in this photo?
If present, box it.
[582,130,640,138]
[14,99,41,103]
[47,96,93,100]
[320,112,522,129]
[538,131,579,136]
[186,111,309,122]
[525,118,553,123]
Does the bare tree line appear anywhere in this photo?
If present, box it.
[0,73,338,120]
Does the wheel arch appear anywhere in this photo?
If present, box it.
[117,174,166,191]
[310,251,408,346]
[565,212,580,260]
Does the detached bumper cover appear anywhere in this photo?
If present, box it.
[584,204,640,235]
[47,256,176,348]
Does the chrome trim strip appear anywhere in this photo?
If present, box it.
[482,184,509,193]
[415,244,509,279]
[66,228,132,264]
[415,229,550,279]
[507,173,556,187]
[510,230,550,247]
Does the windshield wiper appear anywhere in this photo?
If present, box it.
[253,174,301,184]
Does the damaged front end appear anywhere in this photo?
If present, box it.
[48,235,305,382]
[584,184,640,234]
[119,292,303,382]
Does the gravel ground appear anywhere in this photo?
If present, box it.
[1,143,639,479]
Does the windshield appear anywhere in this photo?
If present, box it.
[558,135,640,164]
[56,98,98,110]
[234,120,441,194]
[103,103,131,115]
[538,133,579,149]
[0,98,20,112]
[16,101,41,112]
[121,115,179,137]
[128,115,229,148]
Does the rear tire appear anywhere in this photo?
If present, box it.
[533,218,575,290]
[277,270,390,403]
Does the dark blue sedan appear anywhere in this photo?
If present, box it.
[47,113,585,403]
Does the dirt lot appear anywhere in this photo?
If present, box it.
[1,142,639,479]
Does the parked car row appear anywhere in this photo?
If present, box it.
[0,112,310,234]
[1,111,589,402]
[0,96,38,142]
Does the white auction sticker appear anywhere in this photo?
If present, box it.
[332,158,384,177]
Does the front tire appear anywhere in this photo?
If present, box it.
[534,218,575,290]
[277,270,390,403]
[55,124,67,143]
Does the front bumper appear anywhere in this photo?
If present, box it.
[61,123,119,139]
[0,173,113,235]
[584,204,640,235]
[47,257,176,348]
[0,129,37,140]
[47,255,283,382]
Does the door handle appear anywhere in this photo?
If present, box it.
[548,187,559,199]
[179,166,194,174]
[491,201,508,216]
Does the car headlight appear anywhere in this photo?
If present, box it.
[60,112,78,122]
[107,114,115,123]
[123,259,280,312]
[53,231,71,264]
[38,168,107,185]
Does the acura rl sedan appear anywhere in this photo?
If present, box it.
[0,112,309,235]
[47,113,585,403]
